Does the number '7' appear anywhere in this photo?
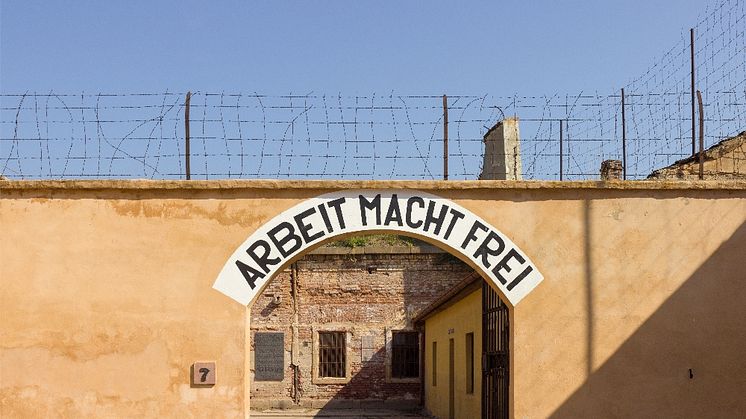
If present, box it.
[199,368,210,382]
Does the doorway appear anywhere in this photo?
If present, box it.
[482,281,509,419]
[448,338,455,419]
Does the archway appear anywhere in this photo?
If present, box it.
[213,189,544,417]
[213,189,544,308]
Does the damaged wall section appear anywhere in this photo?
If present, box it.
[649,131,746,180]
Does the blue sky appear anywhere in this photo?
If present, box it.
[1,1,705,95]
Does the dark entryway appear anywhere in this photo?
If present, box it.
[448,338,455,419]
[482,281,509,419]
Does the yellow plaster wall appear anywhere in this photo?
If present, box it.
[508,192,746,418]
[423,289,482,419]
[1,180,745,418]
[0,190,289,417]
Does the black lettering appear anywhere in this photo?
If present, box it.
[424,201,449,235]
[491,248,524,285]
[461,220,487,250]
[199,368,210,382]
[384,194,403,227]
[474,231,505,268]
[443,208,465,240]
[235,260,265,290]
[326,197,347,229]
[317,203,334,233]
[267,222,303,258]
[507,265,533,291]
[405,196,425,229]
[359,194,382,226]
[294,207,324,244]
[247,240,280,274]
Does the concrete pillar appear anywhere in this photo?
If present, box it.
[480,117,522,180]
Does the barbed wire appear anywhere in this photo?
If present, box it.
[2,90,744,180]
[621,0,746,178]
[1,0,744,181]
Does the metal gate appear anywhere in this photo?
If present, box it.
[482,281,509,419]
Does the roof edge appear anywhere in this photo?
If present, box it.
[648,131,746,178]
[413,272,482,325]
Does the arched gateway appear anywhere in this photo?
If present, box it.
[213,189,544,418]
[213,189,544,307]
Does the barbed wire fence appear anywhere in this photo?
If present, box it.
[619,0,746,178]
[1,0,744,181]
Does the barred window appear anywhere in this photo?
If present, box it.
[318,331,346,378]
[391,331,419,378]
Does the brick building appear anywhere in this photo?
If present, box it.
[249,239,474,410]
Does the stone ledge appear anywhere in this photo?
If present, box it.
[2,178,746,191]
[310,245,445,255]
[250,398,421,411]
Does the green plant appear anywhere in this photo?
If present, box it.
[327,234,420,248]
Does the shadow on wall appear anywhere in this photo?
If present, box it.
[315,346,422,413]
[551,221,746,418]
[583,200,594,377]
[314,247,468,413]
[403,251,470,323]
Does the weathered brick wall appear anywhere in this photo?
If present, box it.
[249,247,473,409]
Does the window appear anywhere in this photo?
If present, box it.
[465,332,474,394]
[432,341,438,386]
[318,331,346,378]
[391,331,419,378]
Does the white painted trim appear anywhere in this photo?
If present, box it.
[213,189,543,307]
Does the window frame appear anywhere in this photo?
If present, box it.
[391,331,420,379]
[312,327,352,384]
[385,328,421,383]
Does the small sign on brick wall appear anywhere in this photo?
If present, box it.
[255,332,285,381]
[361,335,376,362]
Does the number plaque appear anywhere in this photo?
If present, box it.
[192,362,216,386]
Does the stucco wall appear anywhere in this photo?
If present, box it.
[1,179,745,418]
[423,288,482,419]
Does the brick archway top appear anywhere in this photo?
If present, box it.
[213,189,543,307]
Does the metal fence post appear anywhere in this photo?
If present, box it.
[185,91,192,180]
[690,28,696,157]
[697,90,704,179]
[443,94,448,180]
[559,119,564,181]
[621,88,627,180]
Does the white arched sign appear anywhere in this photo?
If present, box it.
[213,190,543,307]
